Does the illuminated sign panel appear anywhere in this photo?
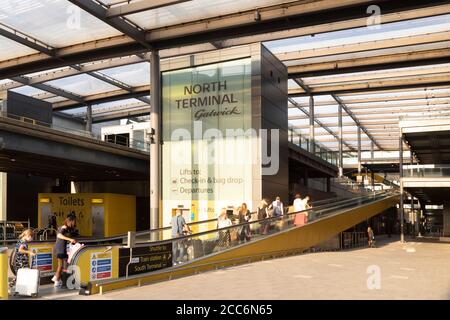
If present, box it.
[162,58,253,226]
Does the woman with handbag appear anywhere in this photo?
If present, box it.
[257,199,269,235]
[238,203,252,243]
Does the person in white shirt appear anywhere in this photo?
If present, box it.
[217,208,232,247]
[269,197,284,217]
[293,193,304,212]
[293,193,308,226]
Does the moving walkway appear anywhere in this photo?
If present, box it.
[67,191,398,295]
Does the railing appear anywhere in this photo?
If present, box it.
[288,128,338,166]
[0,220,31,245]
[71,191,396,278]
[159,191,393,265]
[340,232,368,249]
[403,164,450,178]
[0,111,150,152]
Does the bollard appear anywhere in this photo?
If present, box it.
[0,247,8,300]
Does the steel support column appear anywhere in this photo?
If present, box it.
[86,105,93,133]
[411,194,415,237]
[371,141,374,159]
[399,134,405,243]
[150,51,161,237]
[338,103,343,177]
[357,126,362,174]
[309,95,315,154]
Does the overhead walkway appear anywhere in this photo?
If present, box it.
[67,191,398,295]
[0,112,149,180]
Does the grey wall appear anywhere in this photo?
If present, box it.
[53,112,86,132]
[444,202,450,237]
[7,91,52,124]
[259,44,289,204]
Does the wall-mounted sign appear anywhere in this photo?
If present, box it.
[90,251,112,281]
[118,243,173,277]
[161,58,253,226]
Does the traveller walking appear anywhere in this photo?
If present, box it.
[269,197,284,217]
[367,226,375,247]
[217,208,232,247]
[257,199,269,234]
[53,215,77,287]
[238,203,252,243]
[293,193,304,212]
[9,229,36,289]
[303,195,312,223]
[293,194,307,226]
[171,209,191,265]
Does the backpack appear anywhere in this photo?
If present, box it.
[273,202,282,216]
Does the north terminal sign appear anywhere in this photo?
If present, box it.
[162,58,253,226]
[160,44,289,227]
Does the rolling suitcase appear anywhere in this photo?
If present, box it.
[14,268,40,297]
[187,239,204,260]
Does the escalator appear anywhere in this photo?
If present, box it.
[69,191,399,295]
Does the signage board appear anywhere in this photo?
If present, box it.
[161,58,253,226]
[118,243,173,277]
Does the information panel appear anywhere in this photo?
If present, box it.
[118,243,173,277]
[162,58,253,226]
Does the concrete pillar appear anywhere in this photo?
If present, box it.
[357,126,362,174]
[150,51,161,234]
[309,95,315,154]
[86,105,93,133]
[0,247,7,300]
[370,141,374,159]
[411,195,415,237]
[304,169,309,187]
[371,171,375,191]
[0,173,6,222]
[399,135,405,243]
[443,202,450,237]
[338,104,343,177]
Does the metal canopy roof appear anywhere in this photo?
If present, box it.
[0,0,449,155]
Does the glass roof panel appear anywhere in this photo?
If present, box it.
[0,36,37,61]
[126,0,289,30]
[92,98,145,109]
[45,96,68,104]
[11,85,48,97]
[0,0,122,48]
[100,62,150,87]
[265,14,450,53]
[24,66,76,78]
[45,74,120,96]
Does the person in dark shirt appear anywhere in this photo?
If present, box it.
[52,215,77,287]
[238,203,252,243]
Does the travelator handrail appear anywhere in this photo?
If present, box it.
[0,197,342,247]
[17,197,342,246]
[85,191,398,291]
[70,191,395,268]
[71,195,360,247]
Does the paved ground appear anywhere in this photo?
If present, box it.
[74,236,450,300]
[10,236,450,300]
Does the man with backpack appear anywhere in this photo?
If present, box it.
[171,209,191,265]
